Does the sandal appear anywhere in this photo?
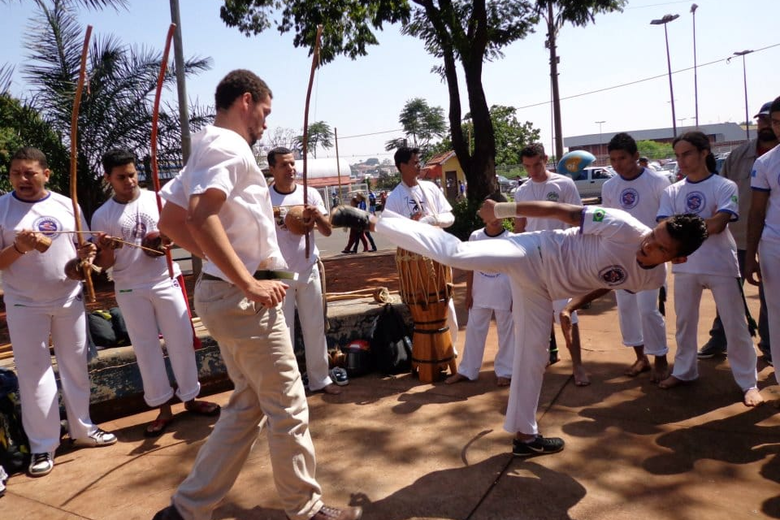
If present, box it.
[144,417,174,438]
[184,400,221,417]
[330,367,349,386]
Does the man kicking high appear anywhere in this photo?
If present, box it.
[331,199,708,456]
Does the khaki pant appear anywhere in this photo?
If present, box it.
[172,279,322,520]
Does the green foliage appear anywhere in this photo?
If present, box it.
[429,105,540,168]
[446,197,513,241]
[0,94,69,194]
[385,98,446,158]
[20,0,212,218]
[220,0,623,203]
[296,121,333,159]
[374,171,400,191]
[636,140,674,161]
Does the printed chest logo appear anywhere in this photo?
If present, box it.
[685,191,706,213]
[406,197,424,216]
[478,271,501,279]
[599,265,627,286]
[620,188,639,209]
[120,212,156,242]
[33,216,63,240]
[546,192,560,202]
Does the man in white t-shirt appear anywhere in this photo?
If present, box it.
[513,143,587,385]
[0,147,117,478]
[656,131,761,408]
[153,70,360,520]
[92,148,219,437]
[267,146,339,395]
[331,199,708,456]
[603,133,671,382]
[445,193,514,386]
[384,146,459,353]
[746,96,780,383]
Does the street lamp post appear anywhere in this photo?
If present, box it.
[731,49,754,140]
[595,120,606,163]
[651,14,680,138]
[691,3,699,127]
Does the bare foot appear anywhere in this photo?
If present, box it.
[624,357,650,377]
[573,365,591,387]
[651,357,670,383]
[445,373,470,385]
[320,383,342,395]
[658,375,684,389]
[496,376,511,387]
[744,387,764,407]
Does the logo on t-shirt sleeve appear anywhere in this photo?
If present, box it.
[593,209,606,222]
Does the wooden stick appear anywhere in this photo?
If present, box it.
[70,25,96,302]
[335,127,342,206]
[151,23,177,280]
[302,24,323,259]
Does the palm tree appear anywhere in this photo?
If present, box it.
[22,0,212,218]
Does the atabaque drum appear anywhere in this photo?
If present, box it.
[395,247,457,382]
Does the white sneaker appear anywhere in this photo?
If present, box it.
[72,428,117,447]
[28,452,54,477]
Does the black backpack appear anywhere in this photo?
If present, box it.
[370,304,413,375]
[0,368,29,475]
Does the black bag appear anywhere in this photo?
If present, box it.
[88,307,131,349]
[370,304,413,375]
[0,368,29,475]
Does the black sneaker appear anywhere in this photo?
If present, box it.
[512,435,565,457]
[330,206,371,232]
[697,341,727,359]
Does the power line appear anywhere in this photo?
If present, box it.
[327,42,779,140]
[515,42,780,110]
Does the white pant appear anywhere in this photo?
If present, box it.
[760,239,780,375]
[282,263,333,391]
[8,296,97,453]
[615,288,668,356]
[376,216,551,435]
[458,306,514,380]
[116,277,200,407]
[672,272,757,391]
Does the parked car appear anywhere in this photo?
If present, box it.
[569,166,615,200]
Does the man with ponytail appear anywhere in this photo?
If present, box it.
[656,131,762,407]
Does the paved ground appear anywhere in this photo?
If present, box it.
[3,267,780,520]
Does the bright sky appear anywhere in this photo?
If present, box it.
[2,0,779,163]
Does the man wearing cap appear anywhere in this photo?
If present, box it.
[697,101,777,363]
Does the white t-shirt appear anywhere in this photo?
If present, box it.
[469,228,513,311]
[751,145,780,244]
[540,206,666,299]
[384,179,452,219]
[657,174,739,277]
[91,190,181,289]
[602,168,670,228]
[160,125,286,279]
[514,172,581,231]
[0,191,86,306]
[268,184,326,272]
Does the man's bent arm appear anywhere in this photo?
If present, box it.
[159,202,206,259]
[745,190,769,285]
[485,200,582,227]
